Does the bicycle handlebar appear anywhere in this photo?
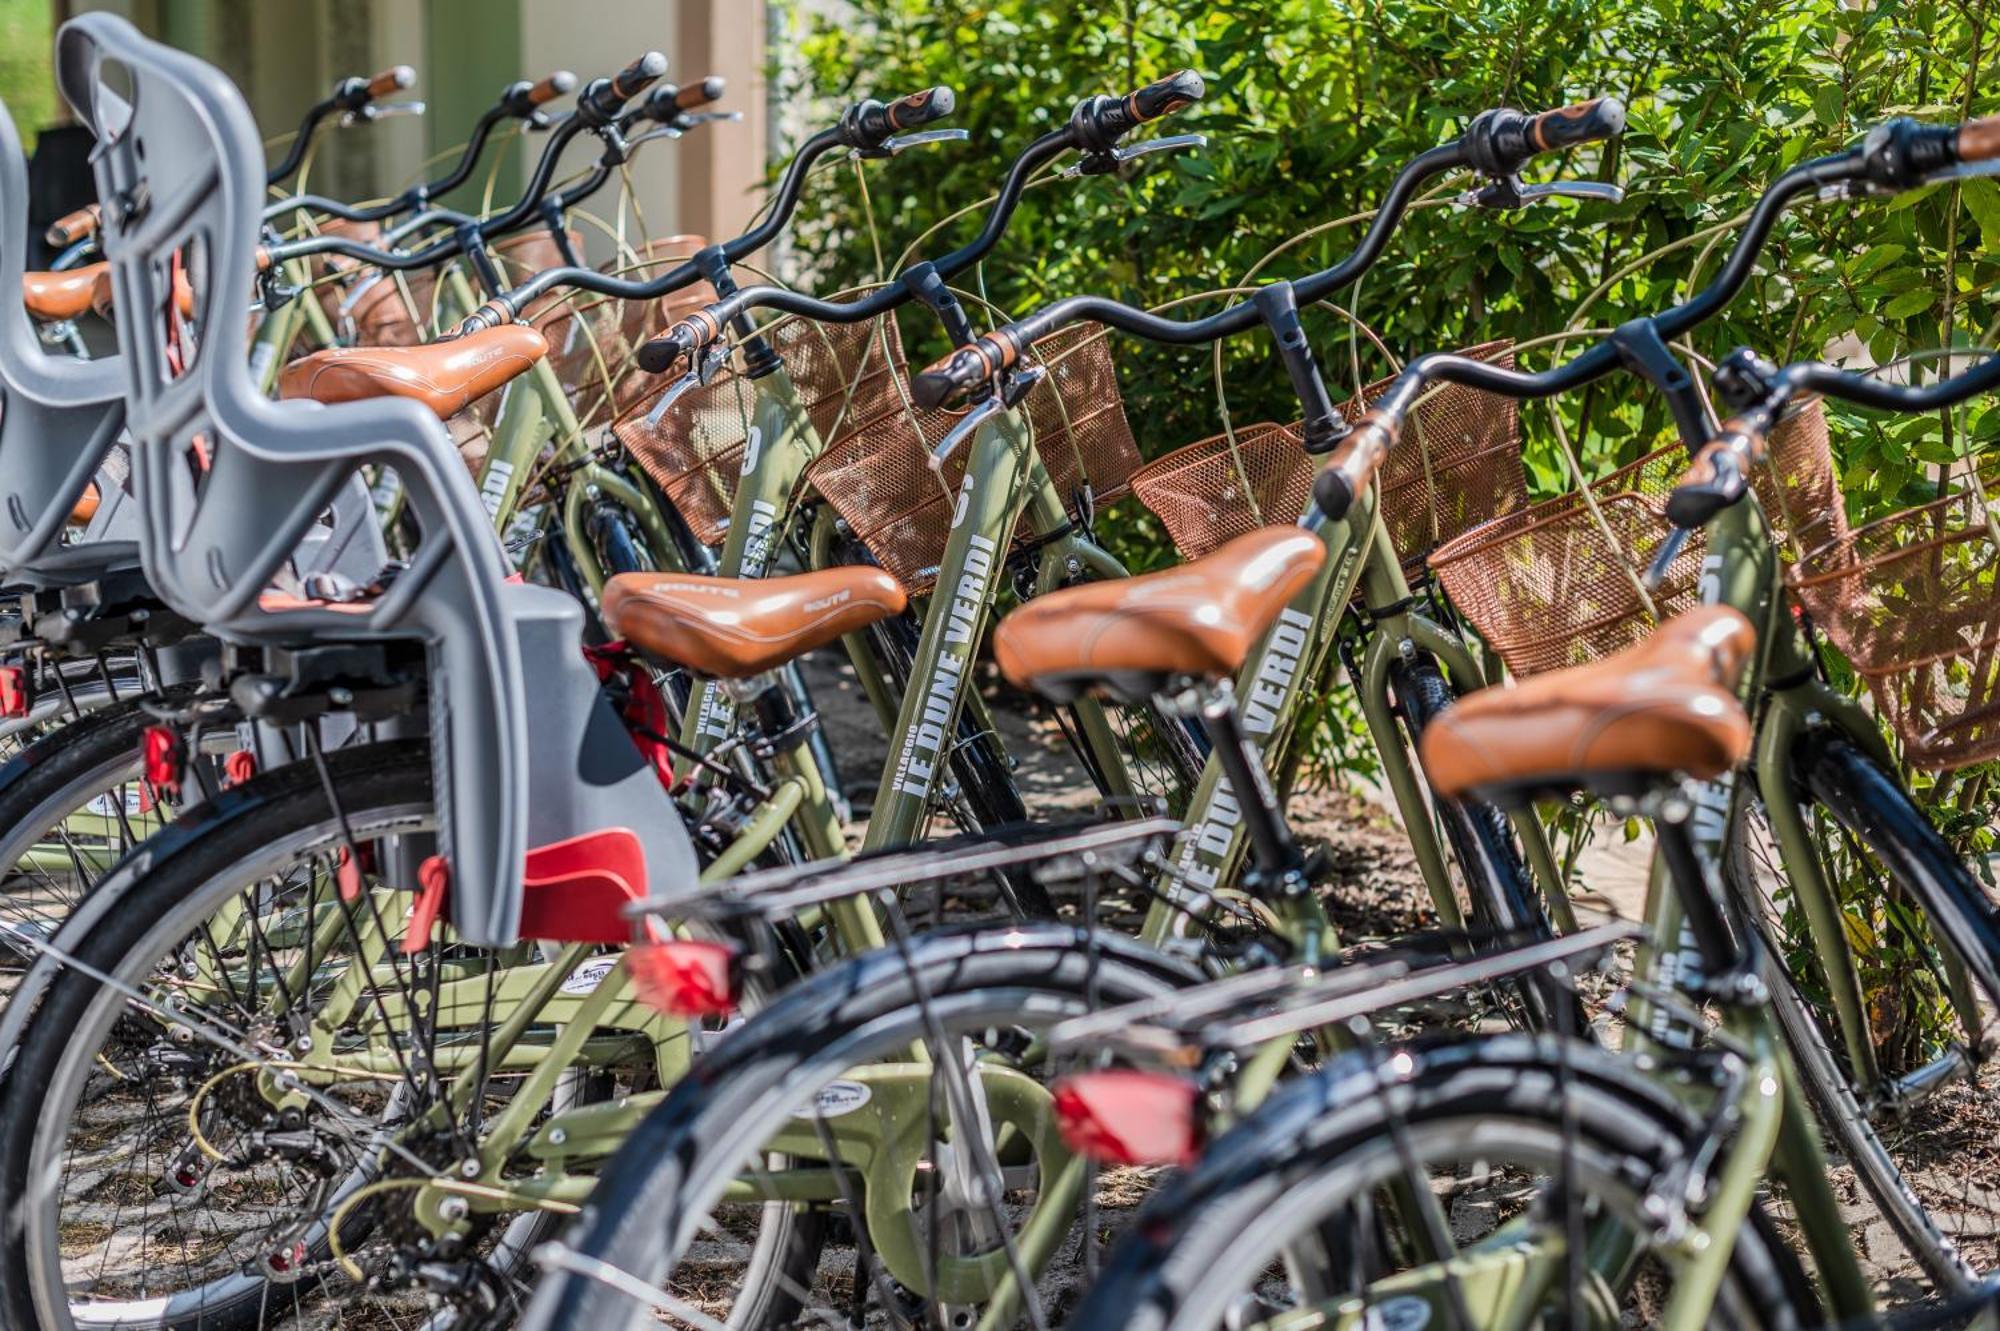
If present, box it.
[1300,113,1998,525]
[451,83,972,334]
[266,65,420,187]
[631,73,1204,374]
[337,65,416,111]
[264,67,579,228]
[903,98,1627,410]
[1462,96,1625,177]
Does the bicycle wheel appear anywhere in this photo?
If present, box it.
[522,922,1201,1331]
[1728,732,2000,1295]
[1070,1034,1815,1331]
[0,740,679,1330]
[0,682,225,970]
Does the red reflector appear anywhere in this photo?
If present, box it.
[403,855,450,955]
[1052,1070,1202,1167]
[629,939,739,1019]
[142,724,185,798]
[0,665,29,719]
[223,749,257,787]
[335,846,364,903]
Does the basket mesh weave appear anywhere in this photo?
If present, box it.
[1789,461,2000,770]
[1426,402,1835,679]
[805,323,1140,592]
[547,236,713,424]
[1128,342,1519,564]
[614,314,906,547]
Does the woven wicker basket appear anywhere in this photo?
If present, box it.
[1128,341,1520,565]
[804,322,1140,592]
[1426,401,1838,677]
[1788,458,2000,770]
[613,313,905,547]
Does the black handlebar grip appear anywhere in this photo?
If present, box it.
[1310,411,1399,523]
[674,75,727,112]
[846,87,956,149]
[1665,408,1771,528]
[1525,97,1626,154]
[45,204,100,248]
[1071,70,1205,151]
[912,332,1021,410]
[1128,69,1207,124]
[884,85,955,132]
[1464,96,1624,177]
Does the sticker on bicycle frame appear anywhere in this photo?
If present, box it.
[1364,1297,1430,1331]
[560,957,619,995]
[795,1080,873,1118]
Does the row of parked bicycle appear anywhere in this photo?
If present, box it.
[0,11,1996,1330]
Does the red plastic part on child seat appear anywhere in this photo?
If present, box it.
[629,938,739,1019]
[1052,1069,1203,1167]
[142,724,186,799]
[223,749,257,787]
[517,827,649,944]
[403,855,451,955]
[0,665,29,719]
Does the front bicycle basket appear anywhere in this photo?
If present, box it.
[613,312,903,547]
[1427,401,1835,678]
[1789,460,2000,770]
[806,322,1140,593]
[1129,341,1519,568]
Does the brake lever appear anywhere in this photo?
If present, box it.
[1061,132,1208,179]
[1456,177,1625,209]
[682,110,744,127]
[927,365,1046,471]
[345,100,427,125]
[643,342,731,426]
[644,369,703,427]
[927,394,1007,472]
[1926,158,2000,184]
[851,127,969,161]
[1641,527,1691,593]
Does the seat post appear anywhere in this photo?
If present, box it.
[1190,681,1305,888]
[1647,789,1758,998]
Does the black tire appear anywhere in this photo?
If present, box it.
[0,682,220,968]
[0,741,433,1331]
[1393,657,1583,1032]
[1072,1033,1815,1331]
[523,923,1202,1331]
[1729,732,2000,1294]
[0,740,681,1330]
